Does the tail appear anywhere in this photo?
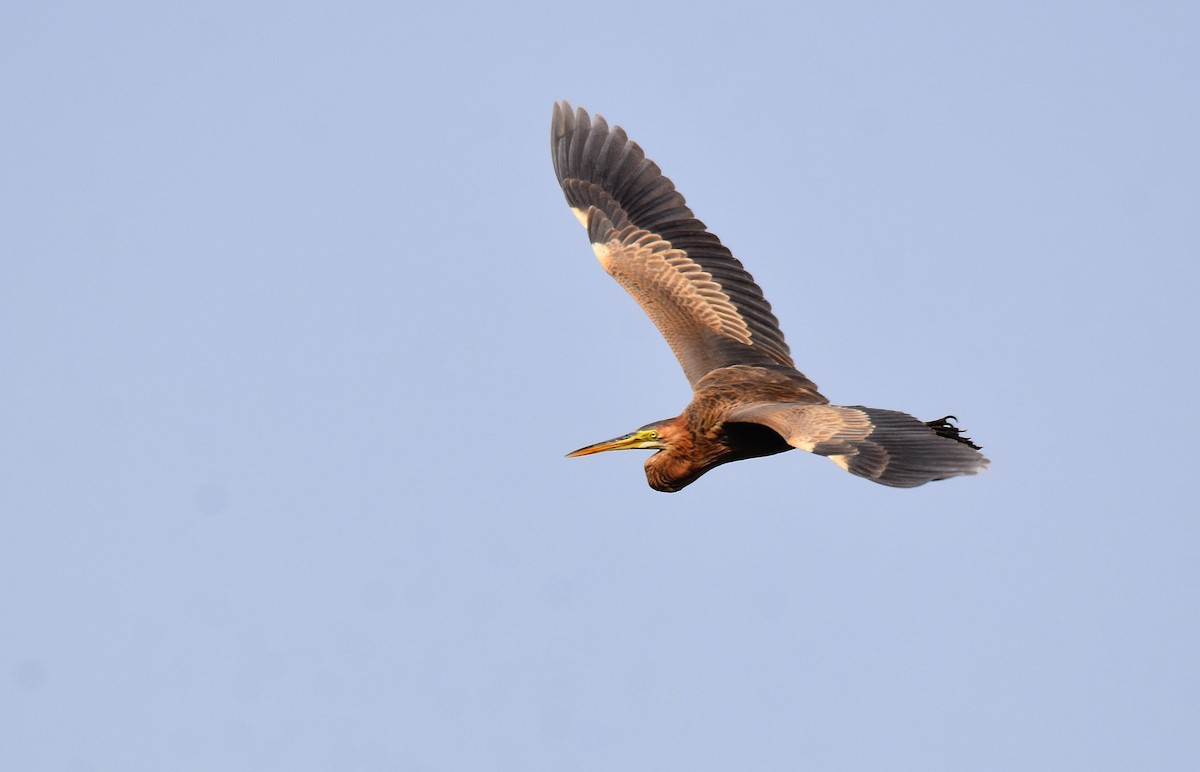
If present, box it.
[823,407,989,488]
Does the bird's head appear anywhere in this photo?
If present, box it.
[566,416,701,492]
[565,420,674,458]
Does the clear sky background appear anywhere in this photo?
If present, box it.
[3,2,1198,770]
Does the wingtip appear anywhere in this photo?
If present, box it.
[552,101,603,136]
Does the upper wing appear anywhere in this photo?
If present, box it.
[551,101,794,388]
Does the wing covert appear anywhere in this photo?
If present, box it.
[552,101,794,386]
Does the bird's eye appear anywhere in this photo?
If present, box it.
[648,430,659,439]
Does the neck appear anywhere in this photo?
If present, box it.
[642,416,714,492]
[645,450,700,492]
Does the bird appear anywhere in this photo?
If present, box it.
[551,102,988,492]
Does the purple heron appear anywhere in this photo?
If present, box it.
[553,102,988,491]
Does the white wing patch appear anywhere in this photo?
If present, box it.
[827,454,852,471]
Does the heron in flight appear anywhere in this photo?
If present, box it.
[553,102,988,491]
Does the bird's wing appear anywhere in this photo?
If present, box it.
[726,402,989,488]
[551,101,794,388]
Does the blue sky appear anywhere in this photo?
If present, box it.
[2,2,1198,769]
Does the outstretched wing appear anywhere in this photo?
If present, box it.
[727,402,989,488]
[551,101,794,388]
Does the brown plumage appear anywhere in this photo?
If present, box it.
[553,102,988,491]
